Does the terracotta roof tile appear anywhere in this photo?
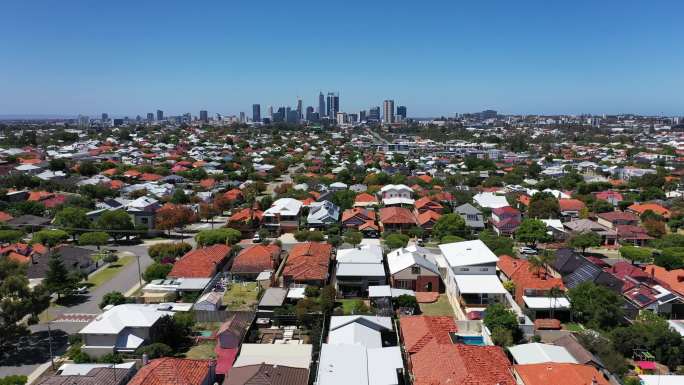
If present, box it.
[283,242,331,282]
[127,357,212,385]
[514,363,609,385]
[168,244,231,278]
[232,244,280,274]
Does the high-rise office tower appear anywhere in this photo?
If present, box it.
[268,106,274,120]
[336,112,346,124]
[147,113,154,121]
[359,110,367,122]
[318,92,326,117]
[296,98,303,120]
[252,104,261,122]
[239,112,246,122]
[156,109,164,121]
[397,106,407,121]
[200,110,208,123]
[101,113,109,122]
[383,100,395,124]
[78,115,89,128]
[305,106,314,122]
[326,92,339,119]
[369,106,381,121]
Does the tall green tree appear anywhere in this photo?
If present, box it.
[567,231,601,254]
[95,210,134,242]
[44,253,79,298]
[31,229,69,249]
[431,213,467,241]
[619,246,652,265]
[568,282,624,330]
[54,207,91,240]
[515,219,550,246]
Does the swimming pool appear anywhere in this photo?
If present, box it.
[452,334,486,346]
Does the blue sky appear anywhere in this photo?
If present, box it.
[1,0,683,117]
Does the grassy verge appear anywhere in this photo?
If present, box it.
[87,255,134,288]
[419,294,455,317]
[563,322,585,332]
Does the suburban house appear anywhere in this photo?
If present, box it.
[282,242,332,287]
[551,248,622,292]
[497,255,569,319]
[341,207,379,237]
[168,244,231,279]
[231,244,281,280]
[317,315,403,385]
[491,206,522,236]
[513,363,610,385]
[126,357,216,385]
[387,244,441,292]
[228,344,312,385]
[627,203,671,219]
[615,224,652,246]
[34,362,136,385]
[436,240,508,312]
[227,208,263,233]
[473,191,509,209]
[335,244,387,297]
[399,315,516,385]
[262,198,303,233]
[414,196,444,214]
[354,192,379,207]
[558,199,586,221]
[25,245,96,280]
[379,184,414,206]
[124,196,161,229]
[596,211,640,229]
[306,200,340,228]
[508,343,578,365]
[379,206,416,232]
[79,304,175,358]
[416,209,441,234]
[454,203,485,231]
[563,219,617,246]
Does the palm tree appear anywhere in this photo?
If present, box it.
[537,252,556,279]
[528,256,544,278]
[548,285,564,319]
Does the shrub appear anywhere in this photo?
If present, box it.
[0,375,28,385]
[304,286,320,297]
[99,291,127,309]
[148,242,191,262]
[195,228,242,246]
[143,262,172,282]
[135,342,172,359]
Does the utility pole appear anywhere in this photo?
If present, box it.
[136,254,142,287]
[46,306,55,370]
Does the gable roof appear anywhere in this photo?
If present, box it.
[232,244,280,274]
[283,242,332,282]
[127,358,212,385]
[224,364,308,385]
[168,244,231,278]
[514,363,609,385]
[379,207,416,225]
[438,239,499,268]
[559,199,586,212]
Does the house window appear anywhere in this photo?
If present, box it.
[459,267,470,272]
[479,267,489,272]
[396,280,412,289]
[411,266,421,275]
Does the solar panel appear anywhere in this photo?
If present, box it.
[564,263,600,289]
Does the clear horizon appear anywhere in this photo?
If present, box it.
[1,0,683,117]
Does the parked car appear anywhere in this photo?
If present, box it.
[252,233,261,243]
[518,246,538,255]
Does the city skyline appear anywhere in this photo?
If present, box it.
[1,0,683,116]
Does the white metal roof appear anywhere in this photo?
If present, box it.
[386,248,438,275]
[382,197,415,206]
[337,245,383,263]
[263,198,303,216]
[336,263,386,277]
[473,192,509,209]
[522,296,571,310]
[453,275,507,294]
[508,343,578,364]
[438,239,499,268]
[639,375,684,385]
[57,362,136,376]
[317,344,402,385]
[79,304,173,335]
[233,343,312,369]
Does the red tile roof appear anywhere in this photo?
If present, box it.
[199,178,216,189]
[379,207,416,225]
[283,242,332,282]
[0,211,13,222]
[354,192,378,205]
[168,244,231,278]
[223,189,243,202]
[596,211,638,222]
[127,357,213,385]
[231,244,280,274]
[415,197,442,211]
[514,363,609,385]
[559,199,586,212]
[497,255,564,305]
[229,208,263,223]
[400,316,515,385]
[140,173,162,182]
[341,208,376,223]
[416,210,441,226]
[628,203,671,218]
[644,265,684,297]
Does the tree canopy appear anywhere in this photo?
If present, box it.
[431,213,467,241]
[568,281,624,330]
[515,219,550,246]
[195,228,242,247]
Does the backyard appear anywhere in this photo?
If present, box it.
[223,282,260,311]
[419,294,455,317]
[184,341,216,359]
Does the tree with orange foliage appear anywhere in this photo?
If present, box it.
[199,202,220,228]
[156,204,196,237]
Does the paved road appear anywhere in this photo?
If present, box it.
[0,240,162,378]
[365,127,390,145]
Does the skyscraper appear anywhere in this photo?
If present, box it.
[239,112,246,123]
[397,106,407,121]
[252,104,261,123]
[147,112,154,121]
[199,110,208,123]
[156,109,164,121]
[318,92,326,117]
[296,98,303,120]
[101,113,109,122]
[359,110,367,122]
[305,106,314,122]
[268,106,274,120]
[383,100,394,124]
[326,92,339,119]
[369,106,381,121]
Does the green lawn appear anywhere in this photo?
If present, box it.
[87,255,134,287]
[563,322,585,332]
[419,294,455,317]
[185,341,217,359]
[223,282,260,310]
[338,299,358,315]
